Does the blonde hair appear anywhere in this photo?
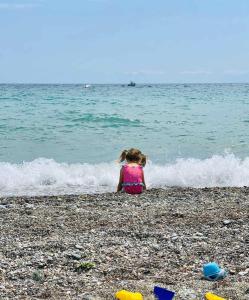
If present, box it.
[119,148,142,163]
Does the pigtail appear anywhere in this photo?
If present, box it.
[119,149,128,163]
[139,153,147,167]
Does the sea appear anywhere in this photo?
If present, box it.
[1,83,249,196]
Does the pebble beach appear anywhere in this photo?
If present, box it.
[0,187,249,299]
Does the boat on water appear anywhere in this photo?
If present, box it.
[127,81,136,87]
[84,84,91,88]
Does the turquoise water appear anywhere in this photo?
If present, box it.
[1,83,249,195]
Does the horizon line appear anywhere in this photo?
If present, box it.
[1,82,249,85]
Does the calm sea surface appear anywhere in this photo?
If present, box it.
[1,83,249,195]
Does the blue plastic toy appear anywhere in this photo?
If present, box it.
[154,286,175,300]
[203,262,227,281]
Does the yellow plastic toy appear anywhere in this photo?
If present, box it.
[115,290,143,300]
[205,292,227,300]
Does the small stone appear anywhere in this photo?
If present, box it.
[68,252,82,260]
[47,256,53,263]
[25,203,34,209]
[239,269,249,276]
[178,288,197,299]
[151,243,160,251]
[75,244,83,250]
[171,233,178,241]
[223,220,232,225]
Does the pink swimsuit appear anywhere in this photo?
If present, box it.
[122,164,144,194]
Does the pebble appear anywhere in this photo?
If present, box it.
[223,219,232,225]
[238,269,249,276]
[25,203,35,209]
[68,252,82,260]
[178,288,197,299]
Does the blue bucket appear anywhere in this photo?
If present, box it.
[203,262,221,277]
[154,286,175,300]
[203,262,227,281]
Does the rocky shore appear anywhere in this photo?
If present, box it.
[0,187,249,299]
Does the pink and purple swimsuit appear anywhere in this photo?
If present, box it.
[122,164,144,194]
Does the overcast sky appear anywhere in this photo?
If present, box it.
[1,0,249,83]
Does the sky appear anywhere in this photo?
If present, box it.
[1,0,249,83]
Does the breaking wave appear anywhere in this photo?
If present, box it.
[1,154,249,196]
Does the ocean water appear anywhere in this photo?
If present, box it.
[1,83,249,196]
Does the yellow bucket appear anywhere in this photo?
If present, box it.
[115,290,143,300]
[205,292,227,300]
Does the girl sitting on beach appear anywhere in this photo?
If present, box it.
[117,148,146,194]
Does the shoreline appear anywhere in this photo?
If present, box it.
[0,187,248,299]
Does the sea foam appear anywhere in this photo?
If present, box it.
[1,154,249,196]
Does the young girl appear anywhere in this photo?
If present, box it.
[117,148,146,194]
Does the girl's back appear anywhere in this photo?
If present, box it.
[122,164,143,194]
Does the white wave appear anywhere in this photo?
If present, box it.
[1,154,249,196]
[0,158,119,196]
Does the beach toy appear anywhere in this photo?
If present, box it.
[115,290,143,300]
[205,292,227,300]
[154,286,175,299]
[203,262,227,281]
